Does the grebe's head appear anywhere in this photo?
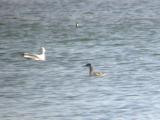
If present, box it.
[84,63,91,67]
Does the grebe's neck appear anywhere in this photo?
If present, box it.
[89,65,94,76]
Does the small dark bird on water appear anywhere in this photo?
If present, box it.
[84,63,106,77]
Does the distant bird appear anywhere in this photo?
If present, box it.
[23,47,46,61]
[76,23,79,28]
[84,63,106,77]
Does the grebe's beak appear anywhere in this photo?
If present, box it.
[83,64,88,67]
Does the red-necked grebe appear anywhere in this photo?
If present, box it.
[84,63,105,77]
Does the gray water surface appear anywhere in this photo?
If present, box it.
[1,0,160,120]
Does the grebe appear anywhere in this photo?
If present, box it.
[84,63,105,77]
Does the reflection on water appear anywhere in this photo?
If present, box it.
[1,0,160,120]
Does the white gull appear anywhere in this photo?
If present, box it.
[23,47,46,61]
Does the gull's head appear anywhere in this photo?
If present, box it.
[41,47,46,53]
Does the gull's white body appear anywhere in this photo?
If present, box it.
[24,47,46,61]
